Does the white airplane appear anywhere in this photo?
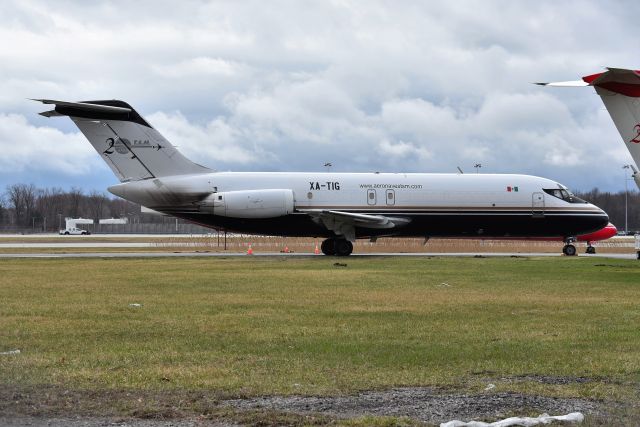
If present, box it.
[33,99,608,256]
[537,67,640,189]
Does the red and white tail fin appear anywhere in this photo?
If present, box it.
[538,68,640,189]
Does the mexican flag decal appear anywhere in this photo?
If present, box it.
[506,186,519,192]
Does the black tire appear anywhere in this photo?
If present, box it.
[64,231,69,235]
[335,240,353,256]
[320,239,336,256]
[586,246,596,254]
[563,244,577,256]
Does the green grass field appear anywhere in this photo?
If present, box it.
[1,256,639,424]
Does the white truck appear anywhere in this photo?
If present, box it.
[59,227,90,235]
[59,218,93,235]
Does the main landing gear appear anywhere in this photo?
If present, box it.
[562,237,577,256]
[320,238,354,256]
[585,242,596,254]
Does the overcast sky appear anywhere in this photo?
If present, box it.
[1,0,639,193]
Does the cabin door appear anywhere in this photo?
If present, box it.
[532,192,545,217]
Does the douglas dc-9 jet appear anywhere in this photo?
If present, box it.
[34,99,608,256]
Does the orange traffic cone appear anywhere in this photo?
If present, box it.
[284,245,290,253]
[247,244,253,255]
[314,244,320,255]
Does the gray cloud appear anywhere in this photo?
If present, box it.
[0,0,638,191]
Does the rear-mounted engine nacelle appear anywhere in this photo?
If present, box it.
[199,189,294,218]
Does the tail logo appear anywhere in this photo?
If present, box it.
[103,137,164,155]
[103,137,116,154]
[630,125,640,144]
[103,137,131,155]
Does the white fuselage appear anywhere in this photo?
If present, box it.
[108,171,608,240]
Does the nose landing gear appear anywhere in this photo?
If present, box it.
[585,242,596,254]
[320,238,353,256]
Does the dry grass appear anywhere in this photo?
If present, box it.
[1,256,639,424]
[1,257,639,395]
[0,234,634,254]
[154,235,636,254]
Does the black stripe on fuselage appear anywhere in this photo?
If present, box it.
[171,210,609,239]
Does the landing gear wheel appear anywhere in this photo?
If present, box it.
[320,238,336,256]
[335,239,353,256]
[586,245,596,254]
[563,244,577,256]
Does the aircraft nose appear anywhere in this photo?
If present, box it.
[592,204,610,226]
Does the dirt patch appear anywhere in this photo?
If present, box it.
[222,387,610,424]
[0,385,626,426]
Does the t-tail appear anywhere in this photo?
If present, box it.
[34,99,210,182]
[537,68,640,189]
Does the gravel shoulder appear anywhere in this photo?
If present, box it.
[222,387,608,424]
[2,385,631,426]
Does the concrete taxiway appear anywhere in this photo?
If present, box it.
[0,243,153,248]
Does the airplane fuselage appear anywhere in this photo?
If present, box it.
[109,172,608,240]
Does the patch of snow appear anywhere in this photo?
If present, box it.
[440,412,584,427]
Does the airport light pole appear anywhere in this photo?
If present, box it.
[624,165,632,234]
[474,163,482,174]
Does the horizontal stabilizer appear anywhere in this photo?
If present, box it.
[32,98,151,128]
[534,80,589,87]
[38,110,64,117]
[32,99,132,113]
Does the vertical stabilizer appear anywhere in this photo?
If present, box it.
[34,99,210,182]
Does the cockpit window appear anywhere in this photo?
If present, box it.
[543,188,586,204]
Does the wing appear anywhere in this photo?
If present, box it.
[300,209,411,241]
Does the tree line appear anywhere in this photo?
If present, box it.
[0,183,639,232]
[0,183,141,231]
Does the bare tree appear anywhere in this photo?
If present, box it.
[67,186,84,218]
[35,187,67,231]
[5,183,37,227]
[88,190,108,221]
[0,195,6,226]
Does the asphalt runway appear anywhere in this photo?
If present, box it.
[0,251,636,259]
